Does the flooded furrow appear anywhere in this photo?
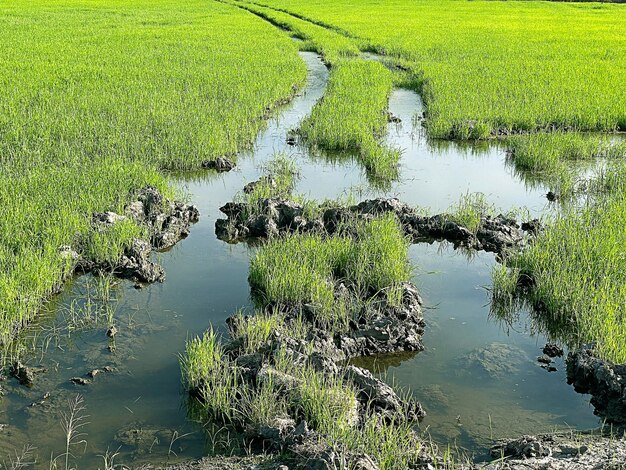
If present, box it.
[0,48,596,467]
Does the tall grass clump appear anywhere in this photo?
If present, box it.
[182,338,359,433]
[248,215,411,329]
[494,194,626,363]
[446,192,496,234]
[299,59,400,180]
[236,152,301,220]
[180,329,240,423]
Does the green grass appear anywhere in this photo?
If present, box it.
[181,332,359,432]
[247,0,626,138]
[493,193,626,363]
[447,192,497,234]
[0,0,306,346]
[227,0,360,64]
[299,59,400,180]
[506,133,626,196]
[248,215,411,329]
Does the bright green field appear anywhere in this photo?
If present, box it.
[0,0,305,347]
[243,0,626,138]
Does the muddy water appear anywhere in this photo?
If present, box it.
[0,51,596,467]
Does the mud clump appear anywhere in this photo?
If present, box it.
[485,432,626,470]
[77,187,199,284]
[10,361,46,388]
[201,157,236,172]
[186,280,428,468]
[566,347,626,423]
[216,195,537,257]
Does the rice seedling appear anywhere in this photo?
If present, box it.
[248,215,411,329]
[180,329,241,424]
[508,133,626,175]
[505,132,626,197]
[0,0,306,345]
[493,193,626,363]
[446,192,496,234]
[299,59,400,180]
[331,414,421,470]
[247,0,626,138]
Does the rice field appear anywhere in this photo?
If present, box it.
[0,0,305,345]
[299,60,400,181]
[4,0,626,466]
[244,0,626,138]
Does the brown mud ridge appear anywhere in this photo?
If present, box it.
[76,186,199,284]
[567,346,626,424]
[215,195,540,257]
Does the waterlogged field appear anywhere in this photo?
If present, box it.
[0,0,304,346]
[3,0,626,467]
[242,0,626,360]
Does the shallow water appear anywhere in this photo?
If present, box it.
[0,51,597,466]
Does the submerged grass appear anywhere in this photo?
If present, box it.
[299,60,400,181]
[0,0,306,346]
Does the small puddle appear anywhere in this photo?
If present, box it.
[0,51,596,466]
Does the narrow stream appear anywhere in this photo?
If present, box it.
[0,51,597,467]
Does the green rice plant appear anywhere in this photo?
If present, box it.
[249,216,410,328]
[332,414,421,470]
[249,232,350,325]
[228,0,360,64]
[180,329,240,423]
[0,0,307,344]
[239,376,290,430]
[347,215,412,305]
[506,132,626,197]
[249,0,626,138]
[292,366,359,435]
[495,193,626,362]
[229,310,282,354]
[508,133,626,175]
[299,59,400,180]
[447,192,495,234]
[82,219,145,265]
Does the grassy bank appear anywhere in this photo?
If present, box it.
[299,60,400,181]
[0,0,306,347]
[247,0,626,138]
